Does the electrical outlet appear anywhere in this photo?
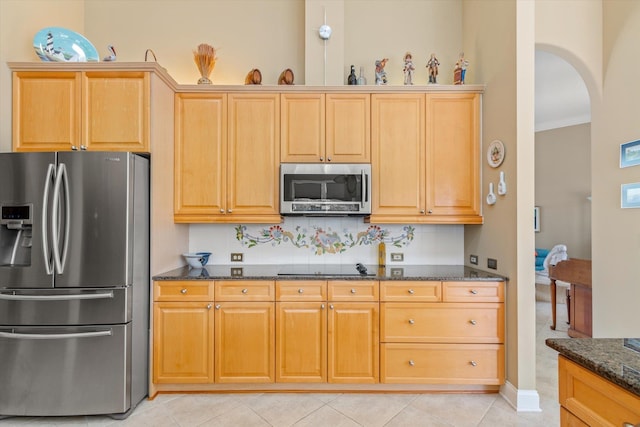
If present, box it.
[230,267,243,277]
[390,253,404,262]
[487,258,498,269]
[230,253,243,262]
[470,254,478,265]
[390,268,404,277]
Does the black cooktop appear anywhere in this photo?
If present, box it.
[277,263,376,277]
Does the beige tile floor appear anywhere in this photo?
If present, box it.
[0,299,569,427]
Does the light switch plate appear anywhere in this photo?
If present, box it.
[470,254,478,265]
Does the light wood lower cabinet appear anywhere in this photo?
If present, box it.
[152,279,504,392]
[380,280,504,385]
[152,281,215,384]
[558,356,640,426]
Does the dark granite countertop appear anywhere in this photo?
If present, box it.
[153,264,506,282]
[546,338,640,397]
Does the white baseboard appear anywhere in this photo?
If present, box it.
[500,381,541,412]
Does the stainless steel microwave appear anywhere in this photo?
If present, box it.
[280,164,371,215]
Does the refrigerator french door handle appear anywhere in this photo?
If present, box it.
[52,163,71,274]
[0,291,114,301]
[41,163,56,275]
[0,330,113,340]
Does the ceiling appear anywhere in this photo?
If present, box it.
[535,51,591,132]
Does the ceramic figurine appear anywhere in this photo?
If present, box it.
[245,68,262,85]
[454,52,469,85]
[426,53,440,84]
[102,45,116,61]
[403,52,415,85]
[375,58,388,85]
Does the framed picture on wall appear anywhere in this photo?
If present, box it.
[534,206,540,232]
[620,139,640,168]
[621,182,640,208]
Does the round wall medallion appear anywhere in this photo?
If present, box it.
[487,139,505,168]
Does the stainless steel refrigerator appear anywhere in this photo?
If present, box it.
[0,151,149,419]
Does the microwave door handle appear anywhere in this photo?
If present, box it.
[41,164,56,275]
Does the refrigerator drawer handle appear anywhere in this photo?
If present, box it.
[0,330,112,340]
[0,292,114,301]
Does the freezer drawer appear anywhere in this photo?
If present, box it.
[0,324,131,416]
[0,287,131,325]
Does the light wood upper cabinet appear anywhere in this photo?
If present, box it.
[371,93,425,217]
[13,71,150,152]
[281,93,370,163]
[174,93,281,223]
[370,92,481,224]
[425,93,481,221]
[174,93,227,220]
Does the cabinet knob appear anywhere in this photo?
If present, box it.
[420,209,425,214]
[180,288,187,294]
[408,319,415,325]
[320,156,324,161]
[428,209,433,214]
[71,146,78,151]
[227,209,233,213]
[469,289,478,295]
[80,145,87,151]
[206,303,212,310]
[469,319,477,325]
[215,304,221,310]
[329,304,334,310]
[469,361,477,367]
[407,289,415,294]
[350,289,357,294]
[321,303,325,309]
[408,360,415,366]
[622,423,640,427]
[220,209,225,213]
[242,288,248,294]
[298,288,304,294]
[327,157,332,162]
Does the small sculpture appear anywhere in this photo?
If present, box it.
[375,58,388,85]
[245,68,262,85]
[402,52,415,85]
[426,53,440,84]
[193,43,217,84]
[454,52,469,85]
[102,45,116,61]
[278,68,295,85]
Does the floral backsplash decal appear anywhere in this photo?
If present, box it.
[235,224,415,255]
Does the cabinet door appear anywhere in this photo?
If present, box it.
[276,302,327,382]
[281,93,325,162]
[83,71,150,152]
[326,93,371,163]
[174,93,227,221]
[153,302,214,383]
[371,94,425,218]
[12,71,81,151]
[328,302,379,383]
[425,93,481,222]
[214,301,275,383]
[227,94,281,221]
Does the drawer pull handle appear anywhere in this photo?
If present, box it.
[215,304,221,310]
[408,319,415,325]
[408,289,415,294]
[469,361,477,367]
[206,304,212,310]
[622,423,640,427]
[350,289,357,294]
[180,288,187,294]
[408,360,415,366]
[242,288,248,294]
[298,288,304,294]
[469,319,477,325]
[470,289,478,295]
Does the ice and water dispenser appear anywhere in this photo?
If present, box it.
[0,204,33,266]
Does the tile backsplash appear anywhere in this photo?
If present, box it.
[189,217,464,265]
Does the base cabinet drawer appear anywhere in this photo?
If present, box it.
[381,303,504,343]
[381,343,504,384]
